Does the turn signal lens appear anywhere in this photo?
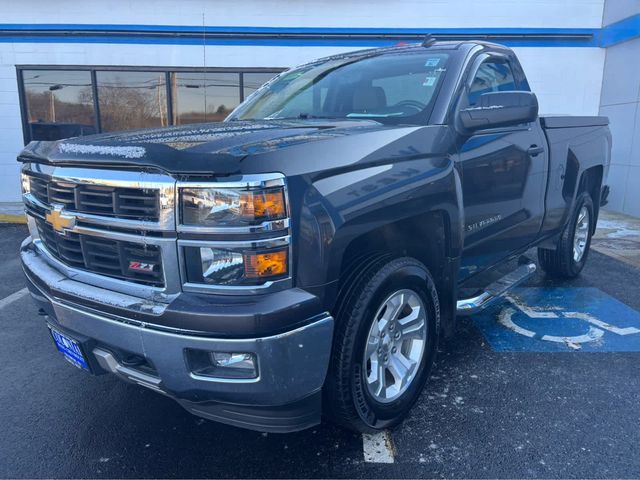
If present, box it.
[244,249,288,278]
[241,190,286,220]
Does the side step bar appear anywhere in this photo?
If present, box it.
[456,260,537,316]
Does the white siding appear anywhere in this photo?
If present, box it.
[3,0,606,29]
[515,47,605,116]
[0,61,23,202]
[599,36,640,217]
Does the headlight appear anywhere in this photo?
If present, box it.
[21,172,31,194]
[180,187,287,227]
[182,243,289,286]
[178,175,291,291]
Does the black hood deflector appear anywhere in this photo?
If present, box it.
[18,120,393,176]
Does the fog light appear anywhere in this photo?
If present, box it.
[213,352,254,369]
[187,349,258,380]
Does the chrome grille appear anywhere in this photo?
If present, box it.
[35,217,164,287]
[28,175,160,220]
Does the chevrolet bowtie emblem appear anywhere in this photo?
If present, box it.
[45,206,76,234]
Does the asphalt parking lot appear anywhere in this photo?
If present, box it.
[1,219,640,479]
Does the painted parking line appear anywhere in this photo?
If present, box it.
[363,431,395,463]
[0,287,28,310]
[473,287,640,352]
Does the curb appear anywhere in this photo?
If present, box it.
[0,214,27,224]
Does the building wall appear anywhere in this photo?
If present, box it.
[0,0,608,202]
[599,0,640,217]
[1,0,607,29]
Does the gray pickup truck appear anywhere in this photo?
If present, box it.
[19,39,610,433]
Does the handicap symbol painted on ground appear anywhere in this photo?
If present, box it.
[472,287,640,352]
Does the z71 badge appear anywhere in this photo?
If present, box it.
[128,261,155,273]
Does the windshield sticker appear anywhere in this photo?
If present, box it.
[346,112,405,118]
[422,76,437,87]
[425,58,441,67]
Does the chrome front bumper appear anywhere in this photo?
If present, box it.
[22,238,334,432]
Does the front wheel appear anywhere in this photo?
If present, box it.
[324,257,439,433]
[538,191,595,278]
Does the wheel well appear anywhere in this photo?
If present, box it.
[339,211,449,285]
[333,211,453,336]
[578,165,603,232]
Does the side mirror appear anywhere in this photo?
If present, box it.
[458,91,538,133]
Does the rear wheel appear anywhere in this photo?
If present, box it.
[538,191,594,278]
[324,257,439,433]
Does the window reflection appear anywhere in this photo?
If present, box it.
[97,71,168,132]
[171,72,240,125]
[243,72,277,100]
[20,68,283,141]
[22,70,96,141]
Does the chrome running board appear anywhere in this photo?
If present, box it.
[456,261,537,316]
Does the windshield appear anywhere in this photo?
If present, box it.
[228,51,450,125]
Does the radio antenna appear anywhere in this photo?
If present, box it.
[202,12,208,121]
[421,34,436,47]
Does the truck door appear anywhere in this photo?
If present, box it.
[457,54,548,280]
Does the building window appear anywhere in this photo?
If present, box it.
[96,71,169,132]
[22,70,96,141]
[243,72,278,100]
[171,72,240,125]
[18,67,284,143]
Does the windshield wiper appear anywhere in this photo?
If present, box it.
[266,113,341,120]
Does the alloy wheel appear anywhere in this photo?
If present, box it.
[573,206,590,262]
[363,289,427,403]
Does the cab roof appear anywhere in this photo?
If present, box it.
[306,40,510,67]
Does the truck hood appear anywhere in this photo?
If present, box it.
[18,119,433,176]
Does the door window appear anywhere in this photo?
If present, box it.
[468,60,517,106]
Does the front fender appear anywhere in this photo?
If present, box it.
[294,155,463,293]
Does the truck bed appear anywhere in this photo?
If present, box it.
[541,116,609,129]
[540,115,611,238]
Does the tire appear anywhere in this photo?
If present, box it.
[324,256,440,433]
[538,191,594,279]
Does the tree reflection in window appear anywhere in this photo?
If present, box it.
[97,71,168,132]
[20,68,283,141]
[171,72,240,125]
[22,70,96,141]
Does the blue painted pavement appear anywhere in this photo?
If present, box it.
[473,287,640,352]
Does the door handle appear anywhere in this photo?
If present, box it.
[527,145,544,157]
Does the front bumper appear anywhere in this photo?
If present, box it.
[21,238,334,433]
